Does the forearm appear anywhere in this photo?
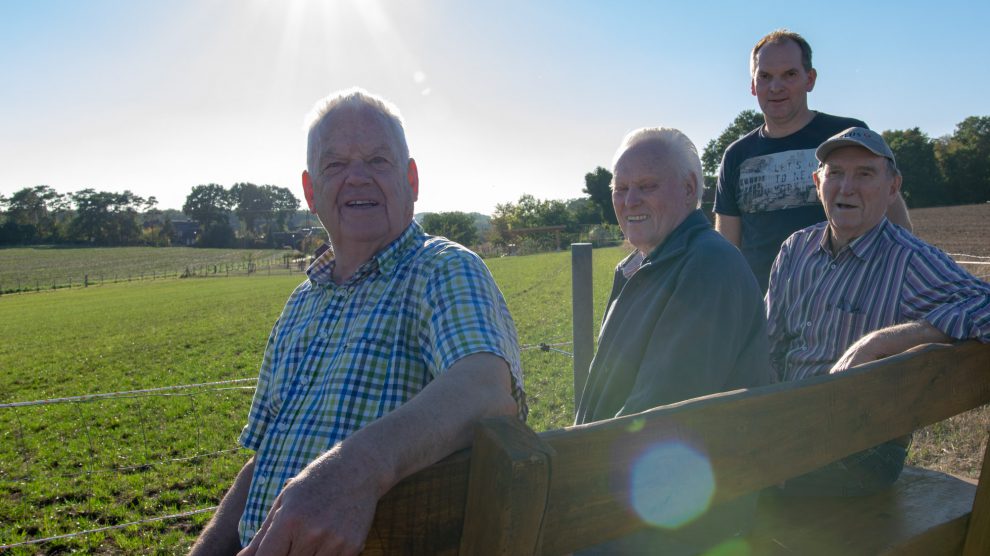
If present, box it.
[830,321,951,373]
[715,214,742,247]
[861,321,951,356]
[333,352,517,496]
[189,456,254,556]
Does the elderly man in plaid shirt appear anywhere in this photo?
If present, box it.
[190,88,525,556]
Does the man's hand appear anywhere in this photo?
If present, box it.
[238,353,516,556]
[829,321,951,375]
[238,447,383,556]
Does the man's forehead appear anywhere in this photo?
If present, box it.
[754,40,802,68]
[615,143,678,179]
[311,107,399,154]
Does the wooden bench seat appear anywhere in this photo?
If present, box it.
[751,466,978,555]
[360,341,990,555]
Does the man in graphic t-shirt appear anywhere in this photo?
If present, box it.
[714,29,911,291]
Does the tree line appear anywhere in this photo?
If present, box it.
[0,183,304,248]
[701,112,990,208]
[4,114,986,250]
[423,113,990,249]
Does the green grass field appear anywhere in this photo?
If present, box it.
[0,246,294,294]
[1,236,985,554]
[0,245,628,554]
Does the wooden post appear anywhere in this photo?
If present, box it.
[963,430,990,555]
[571,243,593,408]
[459,416,554,556]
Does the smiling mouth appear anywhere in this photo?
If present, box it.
[626,215,647,222]
[345,200,380,208]
[835,202,857,210]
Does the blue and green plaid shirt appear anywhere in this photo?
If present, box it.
[237,222,524,545]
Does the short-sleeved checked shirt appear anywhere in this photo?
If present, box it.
[237,222,524,546]
[766,218,990,382]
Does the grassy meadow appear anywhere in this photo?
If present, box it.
[0,245,627,554]
[1,203,987,555]
[0,247,293,294]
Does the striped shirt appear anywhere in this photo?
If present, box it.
[766,218,990,382]
[236,222,524,546]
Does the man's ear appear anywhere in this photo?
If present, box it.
[407,158,419,202]
[685,173,699,206]
[813,168,823,201]
[750,78,757,97]
[302,170,317,214]
[806,68,818,92]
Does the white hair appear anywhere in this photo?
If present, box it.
[612,127,704,207]
[304,87,409,174]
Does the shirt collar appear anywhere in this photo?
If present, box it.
[817,218,889,261]
[306,221,421,287]
[641,209,709,266]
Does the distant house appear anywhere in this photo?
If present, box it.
[271,228,322,251]
[171,220,200,246]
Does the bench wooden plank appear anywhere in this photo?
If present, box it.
[358,342,990,555]
[458,417,555,555]
[963,432,990,555]
[537,342,990,554]
[750,466,977,555]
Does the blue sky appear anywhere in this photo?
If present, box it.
[1,0,987,214]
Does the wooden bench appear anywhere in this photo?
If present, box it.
[355,340,990,554]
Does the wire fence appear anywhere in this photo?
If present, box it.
[0,254,307,296]
[0,344,576,550]
[1,249,986,550]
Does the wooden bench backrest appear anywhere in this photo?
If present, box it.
[361,341,990,555]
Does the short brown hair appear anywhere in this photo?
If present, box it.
[751,29,813,76]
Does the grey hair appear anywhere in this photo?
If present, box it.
[304,87,410,174]
[612,127,704,207]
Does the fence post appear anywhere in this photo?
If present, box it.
[458,416,554,555]
[571,243,594,408]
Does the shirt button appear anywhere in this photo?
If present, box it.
[257,474,267,485]
[299,376,309,385]
[277,422,288,433]
[830,264,837,269]
[806,321,812,327]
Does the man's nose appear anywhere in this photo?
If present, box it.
[625,188,642,205]
[343,160,372,184]
[837,175,856,195]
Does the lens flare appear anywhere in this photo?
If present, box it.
[629,441,715,529]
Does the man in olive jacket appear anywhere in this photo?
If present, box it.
[575,127,771,555]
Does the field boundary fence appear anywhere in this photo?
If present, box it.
[0,253,307,296]
[947,252,990,282]
[1,347,577,550]
[0,379,257,550]
[3,244,985,550]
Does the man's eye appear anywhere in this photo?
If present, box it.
[641,184,659,191]
[324,161,345,171]
[369,156,389,166]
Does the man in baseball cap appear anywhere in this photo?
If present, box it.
[764,126,990,495]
